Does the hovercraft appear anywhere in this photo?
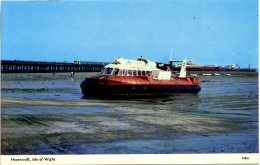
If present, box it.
[80,57,201,98]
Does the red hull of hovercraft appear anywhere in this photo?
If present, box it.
[80,75,201,98]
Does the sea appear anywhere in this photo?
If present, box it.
[1,72,258,154]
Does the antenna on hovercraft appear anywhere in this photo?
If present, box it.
[170,48,174,61]
[169,49,174,69]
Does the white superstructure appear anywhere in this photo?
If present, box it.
[106,57,157,70]
[101,57,187,80]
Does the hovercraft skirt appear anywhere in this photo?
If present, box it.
[80,80,201,98]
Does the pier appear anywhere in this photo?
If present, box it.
[1,60,256,73]
[1,60,106,73]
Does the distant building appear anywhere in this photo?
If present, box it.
[174,61,221,71]
[222,64,240,71]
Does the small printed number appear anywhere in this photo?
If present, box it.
[242,157,249,160]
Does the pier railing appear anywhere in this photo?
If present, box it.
[1,60,106,73]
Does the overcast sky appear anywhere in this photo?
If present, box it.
[2,0,258,68]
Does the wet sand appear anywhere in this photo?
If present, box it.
[1,73,258,154]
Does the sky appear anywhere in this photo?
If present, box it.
[2,0,258,68]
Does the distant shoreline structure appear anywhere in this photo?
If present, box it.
[1,60,257,73]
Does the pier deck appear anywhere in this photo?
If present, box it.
[1,60,105,73]
[1,60,256,73]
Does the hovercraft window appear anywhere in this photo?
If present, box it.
[145,71,150,76]
[102,67,113,75]
[112,68,119,75]
[138,70,142,76]
[127,70,133,76]
[142,71,145,76]
[133,70,137,76]
[122,69,127,76]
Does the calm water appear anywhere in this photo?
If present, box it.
[1,73,258,154]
